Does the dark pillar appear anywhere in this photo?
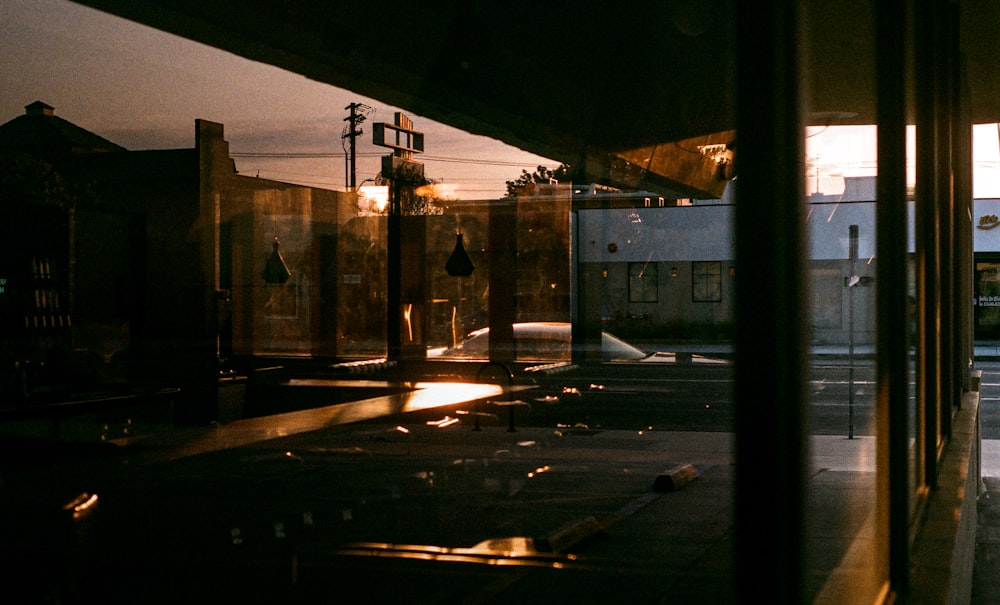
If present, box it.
[876,0,910,593]
[400,215,428,358]
[384,156,426,363]
[947,2,973,398]
[733,4,807,604]
[937,0,956,439]
[915,0,943,488]
[387,181,402,362]
[572,211,603,364]
[954,47,974,393]
[488,201,516,364]
[316,234,339,357]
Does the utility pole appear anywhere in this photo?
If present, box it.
[342,103,372,190]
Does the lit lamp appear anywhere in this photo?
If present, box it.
[262,237,291,284]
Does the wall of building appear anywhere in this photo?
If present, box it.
[575,188,881,345]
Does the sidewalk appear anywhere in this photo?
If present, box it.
[659,341,1000,361]
[13,386,908,605]
[1,389,901,605]
[984,439,1000,477]
[2,369,995,603]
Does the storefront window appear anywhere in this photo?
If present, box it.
[628,262,658,303]
[692,261,722,302]
[975,257,1000,339]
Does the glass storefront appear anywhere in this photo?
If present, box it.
[975,256,1000,339]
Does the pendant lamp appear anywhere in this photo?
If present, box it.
[263,237,292,284]
[445,233,475,277]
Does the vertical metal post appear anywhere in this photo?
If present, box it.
[734,4,807,604]
[848,224,858,440]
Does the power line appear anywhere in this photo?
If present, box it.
[422,155,549,167]
[244,166,515,187]
[239,168,341,180]
[231,150,550,168]
[231,152,344,158]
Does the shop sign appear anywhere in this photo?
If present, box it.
[977,214,1000,230]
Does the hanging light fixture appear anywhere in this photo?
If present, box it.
[444,233,476,277]
[445,232,475,277]
[262,236,291,284]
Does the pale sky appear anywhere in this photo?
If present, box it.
[806,124,1000,199]
[4,0,1000,201]
[0,0,555,199]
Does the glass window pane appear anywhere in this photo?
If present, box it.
[805,126,882,602]
[629,262,658,303]
[692,261,722,302]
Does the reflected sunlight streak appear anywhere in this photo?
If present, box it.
[147,380,508,462]
[64,492,99,519]
[333,537,581,568]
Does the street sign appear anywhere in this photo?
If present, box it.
[373,112,424,156]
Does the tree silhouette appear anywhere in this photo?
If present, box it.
[504,163,573,198]
[375,165,443,216]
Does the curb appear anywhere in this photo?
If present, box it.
[653,463,700,492]
[538,516,603,554]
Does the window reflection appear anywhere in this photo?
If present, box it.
[804,191,880,602]
[0,105,898,604]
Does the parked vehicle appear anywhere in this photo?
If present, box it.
[428,322,726,364]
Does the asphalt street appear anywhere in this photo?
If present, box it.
[977,361,1000,441]
[524,359,878,437]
